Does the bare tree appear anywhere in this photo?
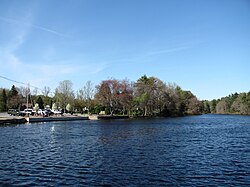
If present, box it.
[32,88,38,96]
[95,79,131,115]
[83,81,95,113]
[18,86,29,97]
[216,99,228,114]
[54,80,75,110]
[95,79,118,115]
[77,81,95,113]
[42,86,51,97]
[119,79,133,115]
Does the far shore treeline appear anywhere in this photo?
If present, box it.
[0,75,249,116]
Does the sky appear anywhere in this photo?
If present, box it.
[0,0,249,100]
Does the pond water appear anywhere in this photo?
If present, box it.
[0,115,250,186]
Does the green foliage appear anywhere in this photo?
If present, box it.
[54,80,75,110]
[210,99,218,113]
[36,96,44,109]
[132,75,202,117]
[1,76,204,117]
[7,85,23,109]
[203,92,250,115]
[9,85,18,97]
[0,89,7,112]
[203,101,211,114]
[92,105,103,115]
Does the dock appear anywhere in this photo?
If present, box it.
[97,115,129,120]
[0,117,27,125]
[26,116,89,123]
[0,113,130,125]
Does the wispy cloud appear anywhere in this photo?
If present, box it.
[0,14,75,90]
[147,46,191,56]
[0,47,108,91]
[107,44,193,65]
[0,16,70,38]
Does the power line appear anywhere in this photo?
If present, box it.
[0,75,27,86]
[0,75,43,92]
[0,75,61,98]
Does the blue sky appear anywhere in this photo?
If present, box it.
[0,0,249,100]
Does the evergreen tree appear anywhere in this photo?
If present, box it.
[0,89,7,112]
[210,99,217,113]
[9,85,18,97]
[36,96,44,109]
[203,101,211,114]
[8,85,21,109]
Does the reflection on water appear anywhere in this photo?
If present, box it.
[51,125,55,132]
[0,115,250,186]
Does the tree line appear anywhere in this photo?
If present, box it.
[203,92,250,115]
[0,75,204,117]
[0,75,203,116]
[2,76,249,116]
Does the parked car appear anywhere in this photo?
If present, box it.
[7,109,20,116]
[52,110,62,115]
[37,109,48,116]
[45,109,53,116]
[19,109,35,116]
[37,109,54,117]
[37,109,43,115]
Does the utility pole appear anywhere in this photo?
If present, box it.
[26,83,30,109]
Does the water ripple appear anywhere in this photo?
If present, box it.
[0,115,250,186]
